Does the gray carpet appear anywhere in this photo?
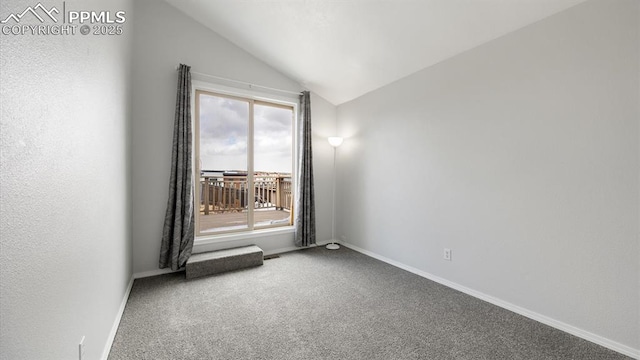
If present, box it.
[109,247,630,360]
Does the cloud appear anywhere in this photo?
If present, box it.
[255,104,292,132]
[198,93,293,173]
[199,95,248,140]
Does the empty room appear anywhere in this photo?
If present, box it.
[0,0,638,359]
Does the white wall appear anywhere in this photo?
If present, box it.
[336,0,638,354]
[131,0,335,274]
[0,0,133,359]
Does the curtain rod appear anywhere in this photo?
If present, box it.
[176,65,303,96]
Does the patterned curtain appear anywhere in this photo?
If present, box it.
[159,64,195,270]
[294,91,316,247]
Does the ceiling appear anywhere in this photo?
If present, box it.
[165,0,588,105]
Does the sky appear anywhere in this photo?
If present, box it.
[199,93,293,174]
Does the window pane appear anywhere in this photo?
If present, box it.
[198,93,249,233]
[253,103,293,228]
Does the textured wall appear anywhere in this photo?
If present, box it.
[0,0,133,359]
[336,0,638,353]
[131,0,336,274]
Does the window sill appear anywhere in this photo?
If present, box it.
[195,226,295,246]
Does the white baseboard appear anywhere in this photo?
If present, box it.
[133,267,182,279]
[100,275,135,360]
[261,241,334,256]
[131,242,333,280]
[342,242,639,359]
[263,245,300,256]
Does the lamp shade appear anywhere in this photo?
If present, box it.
[328,137,344,147]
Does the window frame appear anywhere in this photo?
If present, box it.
[192,81,298,243]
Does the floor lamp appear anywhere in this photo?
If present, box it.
[327,136,343,250]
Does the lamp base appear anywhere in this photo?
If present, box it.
[326,243,340,250]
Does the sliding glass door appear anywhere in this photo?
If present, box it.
[195,90,294,236]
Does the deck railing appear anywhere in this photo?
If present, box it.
[200,175,292,215]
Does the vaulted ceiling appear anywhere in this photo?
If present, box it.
[165,0,588,105]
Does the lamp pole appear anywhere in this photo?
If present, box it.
[327,137,343,250]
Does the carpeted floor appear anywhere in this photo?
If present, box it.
[108,246,630,359]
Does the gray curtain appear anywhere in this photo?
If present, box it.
[159,64,195,270]
[294,91,316,247]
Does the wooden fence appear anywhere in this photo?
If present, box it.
[200,175,292,215]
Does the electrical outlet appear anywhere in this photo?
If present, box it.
[79,336,86,360]
[444,248,452,261]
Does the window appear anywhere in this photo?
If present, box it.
[195,89,295,236]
